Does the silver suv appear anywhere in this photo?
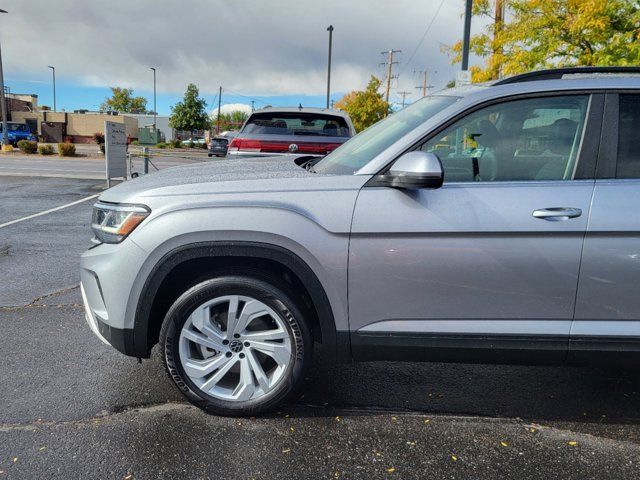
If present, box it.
[82,67,640,415]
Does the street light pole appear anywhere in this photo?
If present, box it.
[326,25,333,109]
[0,9,9,149]
[48,65,56,111]
[150,67,156,131]
[461,0,473,70]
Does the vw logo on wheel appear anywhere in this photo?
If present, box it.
[288,143,299,153]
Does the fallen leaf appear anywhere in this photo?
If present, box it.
[406,441,416,446]
[12,458,17,464]
[500,442,508,447]
[387,467,396,473]
[290,427,295,432]
[335,416,341,422]
[282,448,291,453]
[568,441,578,446]
[124,475,133,480]
[451,455,458,462]
[391,416,398,421]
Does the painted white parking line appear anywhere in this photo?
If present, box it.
[0,193,100,229]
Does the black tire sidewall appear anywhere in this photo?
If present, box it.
[160,275,311,416]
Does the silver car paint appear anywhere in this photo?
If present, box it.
[84,158,369,334]
[349,181,595,334]
[81,76,640,356]
[574,179,640,335]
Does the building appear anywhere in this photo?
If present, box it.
[125,113,174,142]
[9,102,139,144]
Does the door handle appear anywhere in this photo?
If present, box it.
[532,207,582,221]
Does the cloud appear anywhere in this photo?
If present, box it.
[1,0,489,101]
[210,103,253,118]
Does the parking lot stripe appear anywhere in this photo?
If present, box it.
[0,194,99,229]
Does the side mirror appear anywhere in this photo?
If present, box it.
[384,151,444,189]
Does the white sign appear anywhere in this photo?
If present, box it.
[105,121,127,186]
[456,70,472,87]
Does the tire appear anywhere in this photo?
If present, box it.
[207,153,212,157]
[160,274,312,416]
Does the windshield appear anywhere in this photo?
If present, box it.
[243,112,351,137]
[0,123,29,132]
[313,95,459,174]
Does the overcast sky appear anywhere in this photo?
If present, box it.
[2,0,488,113]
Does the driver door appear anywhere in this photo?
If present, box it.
[349,93,603,363]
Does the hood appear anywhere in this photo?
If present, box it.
[100,156,319,203]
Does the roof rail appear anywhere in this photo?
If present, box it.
[494,66,640,85]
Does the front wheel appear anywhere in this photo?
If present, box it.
[160,275,312,416]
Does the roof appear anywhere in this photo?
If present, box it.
[252,106,351,118]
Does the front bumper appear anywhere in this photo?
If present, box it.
[80,239,149,356]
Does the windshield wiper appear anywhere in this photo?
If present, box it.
[295,155,323,173]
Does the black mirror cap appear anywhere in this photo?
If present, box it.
[367,173,444,189]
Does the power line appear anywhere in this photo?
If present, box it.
[399,0,447,77]
[220,88,281,107]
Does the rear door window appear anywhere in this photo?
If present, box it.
[242,113,350,137]
[616,94,640,179]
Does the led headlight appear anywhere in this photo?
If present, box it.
[91,202,150,244]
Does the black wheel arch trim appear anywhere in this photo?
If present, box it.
[131,241,343,360]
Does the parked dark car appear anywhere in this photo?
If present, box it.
[208,136,230,157]
[226,107,355,159]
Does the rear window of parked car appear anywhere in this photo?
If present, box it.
[242,113,350,137]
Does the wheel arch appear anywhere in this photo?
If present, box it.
[132,241,342,361]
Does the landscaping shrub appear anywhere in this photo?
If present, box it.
[92,132,105,145]
[170,139,181,148]
[58,143,76,157]
[188,141,195,148]
[38,144,54,155]
[155,142,167,149]
[17,140,38,154]
[131,140,139,145]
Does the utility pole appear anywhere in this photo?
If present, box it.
[380,49,401,103]
[414,70,434,97]
[461,0,473,70]
[48,65,56,112]
[0,9,9,149]
[493,0,504,79]
[216,86,222,134]
[326,25,334,109]
[150,67,156,131]
[397,91,411,108]
[251,100,255,111]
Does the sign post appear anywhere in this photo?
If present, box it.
[104,121,127,187]
[455,70,472,88]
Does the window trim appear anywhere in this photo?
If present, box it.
[366,91,605,186]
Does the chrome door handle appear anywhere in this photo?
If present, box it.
[532,207,582,221]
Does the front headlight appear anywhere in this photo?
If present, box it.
[91,202,150,244]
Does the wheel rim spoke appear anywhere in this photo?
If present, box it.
[231,300,268,336]
[233,358,256,401]
[182,329,224,351]
[250,340,291,365]
[183,354,230,379]
[242,327,288,342]
[201,356,238,392]
[247,349,271,391]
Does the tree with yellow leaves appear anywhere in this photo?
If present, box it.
[335,76,391,132]
[448,0,640,82]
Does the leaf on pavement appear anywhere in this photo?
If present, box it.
[451,455,458,461]
[500,442,508,447]
[386,467,396,473]
[568,441,578,446]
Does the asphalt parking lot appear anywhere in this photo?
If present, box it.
[2,174,640,479]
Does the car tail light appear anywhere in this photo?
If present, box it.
[228,138,343,155]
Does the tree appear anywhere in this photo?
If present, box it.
[213,110,249,132]
[334,76,391,132]
[169,84,210,135]
[447,0,640,82]
[100,87,148,113]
